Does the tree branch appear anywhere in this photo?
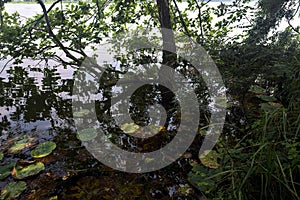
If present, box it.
[37,0,82,64]
[171,0,190,37]
[27,0,62,30]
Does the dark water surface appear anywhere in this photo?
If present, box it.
[0,63,206,199]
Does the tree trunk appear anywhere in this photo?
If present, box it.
[156,0,176,84]
[156,0,177,96]
[155,0,178,124]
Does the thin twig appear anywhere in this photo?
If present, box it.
[172,0,190,37]
[0,57,14,74]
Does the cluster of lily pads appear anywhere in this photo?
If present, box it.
[0,136,56,199]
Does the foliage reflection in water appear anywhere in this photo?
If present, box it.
[0,55,209,198]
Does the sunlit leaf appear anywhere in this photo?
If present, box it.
[12,161,45,179]
[0,152,3,161]
[77,128,98,141]
[199,150,220,169]
[30,141,56,158]
[0,181,26,200]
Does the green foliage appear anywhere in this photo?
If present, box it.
[189,99,300,199]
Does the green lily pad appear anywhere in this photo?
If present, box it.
[73,109,90,117]
[121,123,139,134]
[12,161,45,179]
[9,143,27,153]
[133,125,165,138]
[0,181,26,200]
[199,150,220,169]
[0,152,3,161]
[9,136,33,153]
[148,125,164,134]
[77,128,98,141]
[0,162,16,180]
[30,141,56,158]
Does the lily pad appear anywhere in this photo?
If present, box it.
[9,136,33,153]
[148,125,164,134]
[199,150,220,169]
[12,161,45,179]
[0,181,26,200]
[120,123,139,134]
[77,128,98,141]
[30,141,56,158]
[73,109,90,117]
[134,125,165,138]
[0,162,16,180]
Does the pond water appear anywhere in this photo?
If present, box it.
[0,61,206,199]
[0,3,214,199]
